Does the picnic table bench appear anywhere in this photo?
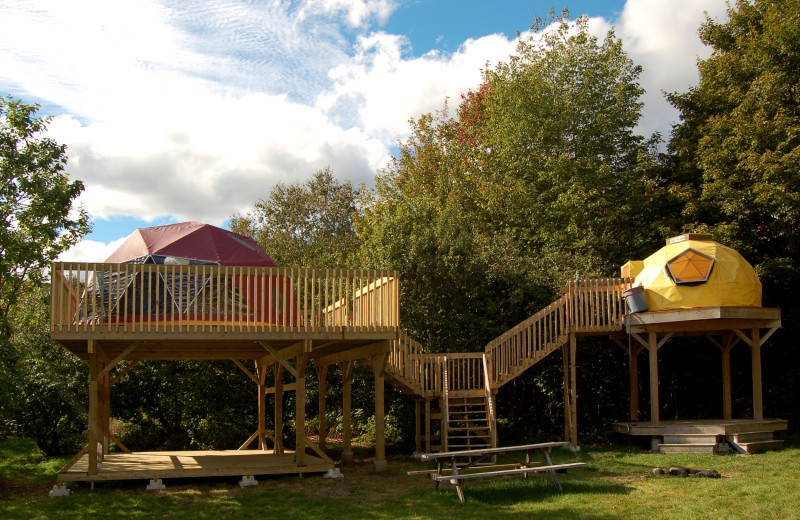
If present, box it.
[416,442,586,503]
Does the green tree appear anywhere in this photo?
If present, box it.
[1,97,90,339]
[667,0,800,423]
[667,0,800,266]
[230,167,362,268]
[360,12,665,350]
[4,284,87,454]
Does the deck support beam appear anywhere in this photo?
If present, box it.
[630,343,640,422]
[257,364,267,449]
[274,363,284,455]
[88,341,99,474]
[294,351,310,467]
[751,328,763,421]
[373,351,389,471]
[721,334,734,420]
[647,332,659,425]
[562,335,578,448]
[340,360,354,464]
[316,364,328,450]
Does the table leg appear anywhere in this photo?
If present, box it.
[524,450,531,480]
[434,461,442,490]
[543,450,563,491]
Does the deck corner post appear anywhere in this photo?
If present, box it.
[373,350,389,471]
[648,332,659,425]
[316,364,329,451]
[750,328,763,421]
[340,360,355,464]
[87,343,99,475]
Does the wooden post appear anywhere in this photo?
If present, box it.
[102,365,111,457]
[648,333,659,425]
[414,399,422,454]
[569,334,578,448]
[373,351,388,472]
[562,343,571,445]
[257,364,267,450]
[87,343,99,474]
[340,360,354,464]
[630,344,639,422]
[424,399,431,453]
[316,364,328,450]
[274,363,284,455]
[721,334,733,420]
[295,353,309,467]
[751,328,763,421]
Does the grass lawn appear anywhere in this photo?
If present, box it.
[2,437,799,519]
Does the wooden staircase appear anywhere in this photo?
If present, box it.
[444,395,494,451]
[385,279,632,453]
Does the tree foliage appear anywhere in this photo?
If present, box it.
[230,167,362,268]
[0,97,90,340]
[359,12,666,354]
[668,0,800,270]
[2,284,87,454]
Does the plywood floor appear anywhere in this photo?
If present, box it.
[59,449,334,482]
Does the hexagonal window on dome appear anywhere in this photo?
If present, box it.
[666,248,715,285]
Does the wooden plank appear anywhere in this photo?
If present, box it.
[419,442,567,460]
[435,462,586,481]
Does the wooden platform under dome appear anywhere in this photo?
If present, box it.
[613,418,787,454]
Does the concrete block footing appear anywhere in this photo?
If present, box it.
[146,478,166,490]
[323,468,344,479]
[239,475,259,487]
[49,484,71,497]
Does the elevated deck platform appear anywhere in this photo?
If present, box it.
[58,449,333,483]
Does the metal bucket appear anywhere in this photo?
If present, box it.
[623,286,649,313]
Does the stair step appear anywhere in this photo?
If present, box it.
[734,439,784,454]
[730,432,775,443]
[662,434,720,444]
[658,443,717,454]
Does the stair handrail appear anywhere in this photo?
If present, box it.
[482,353,497,448]
[440,355,449,451]
[484,277,633,389]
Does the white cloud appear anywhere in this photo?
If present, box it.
[57,236,128,263]
[617,0,730,138]
[318,31,517,141]
[299,0,398,28]
[2,0,731,260]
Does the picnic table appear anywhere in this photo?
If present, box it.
[416,442,586,503]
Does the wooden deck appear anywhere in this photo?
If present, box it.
[58,449,333,483]
[612,418,788,437]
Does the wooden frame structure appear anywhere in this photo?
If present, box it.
[51,259,786,488]
[611,306,785,453]
[384,279,784,454]
[51,262,400,485]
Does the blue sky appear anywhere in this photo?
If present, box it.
[0,0,729,261]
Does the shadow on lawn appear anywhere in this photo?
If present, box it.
[438,477,631,506]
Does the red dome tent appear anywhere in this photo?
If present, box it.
[97,222,297,326]
[105,221,278,267]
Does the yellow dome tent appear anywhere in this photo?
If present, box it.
[628,234,762,311]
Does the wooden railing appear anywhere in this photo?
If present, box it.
[564,278,632,333]
[444,353,485,395]
[486,278,631,386]
[387,278,632,395]
[50,262,399,335]
[386,337,485,398]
